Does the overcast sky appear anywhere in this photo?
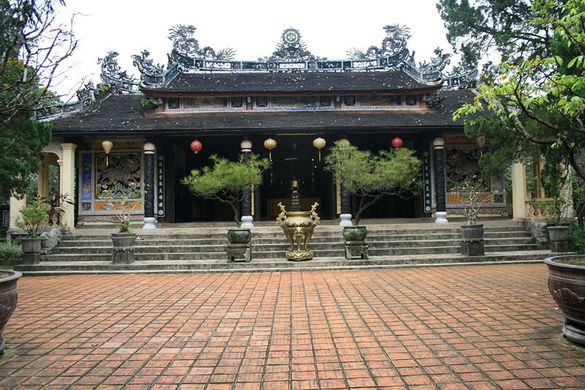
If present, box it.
[55,0,453,100]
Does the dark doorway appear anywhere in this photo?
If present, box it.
[260,135,333,220]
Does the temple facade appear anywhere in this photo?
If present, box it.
[12,25,530,229]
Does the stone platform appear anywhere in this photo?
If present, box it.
[15,220,552,274]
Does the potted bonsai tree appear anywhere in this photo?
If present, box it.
[182,154,270,261]
[534,196,570,252]
[16,197,50,264]
[324,140,422,258]
[102,189,139,264]
[455,176,486,256]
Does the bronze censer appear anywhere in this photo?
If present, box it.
[276,202,320,261]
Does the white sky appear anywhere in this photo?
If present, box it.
[55,0,453,100]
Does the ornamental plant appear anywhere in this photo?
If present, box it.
[181,154,271,225]
[324,141,422,224]
[16,197,50,237]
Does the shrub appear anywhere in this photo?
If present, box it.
[569,222,585,254]
[0,242,23,265]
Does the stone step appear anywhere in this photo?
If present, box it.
[15,250,553,274]
[51,236,536,256]
[61,225,528,241]
[56,231,533,248]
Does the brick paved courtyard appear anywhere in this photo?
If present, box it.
[2,264,585,389]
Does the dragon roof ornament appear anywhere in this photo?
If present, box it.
[168,24,235,66]
[98,51,136,94]
[127,25,477,90]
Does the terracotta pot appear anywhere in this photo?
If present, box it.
[20,237,42,265]
[343,226,368,242]
[0,270,21,355]
[545,255,585,346]
[227,229,251,245]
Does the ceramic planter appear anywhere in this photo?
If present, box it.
[343,226,368,242]
[227,229,251,245]
[460,224,484,256]
[545,255,585,346]
[343,226,369,260]
[20,237,42,265]
[548,225,569,252]
[111,232,136,264]
[227,229,252,262]
[0,270,21,355]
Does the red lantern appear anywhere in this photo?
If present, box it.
[190,140,203,154]
[391,136,403,149]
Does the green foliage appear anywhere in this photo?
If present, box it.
[569,222,585,253]
[119,219,131,233]
[15,197,50,236]
[0,242,23,265]
[447,0,585,184]
[140,98,157,110]
[324,141,422,224]
[0,0,74,199]
[181,154,271,224]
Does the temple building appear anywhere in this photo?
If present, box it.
[12,25,528,229]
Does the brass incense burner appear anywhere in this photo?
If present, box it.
[276,202,320,261]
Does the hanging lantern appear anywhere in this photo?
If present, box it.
[190,139,203,154]
[263,138,277,160]
[391,136,403,149]
[312,137,326,161]
[101,140,113,166]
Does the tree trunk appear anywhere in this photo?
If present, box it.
[354,194,383,225]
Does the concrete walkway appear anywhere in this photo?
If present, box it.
[2,263,585,389]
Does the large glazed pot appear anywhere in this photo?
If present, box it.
[545,255,585,346]
[0,270,21,355]
[111,232,137,264]
[343,226,368,242]
[460,224,485,256]
[548,226,569,252]
[20,237,42,265]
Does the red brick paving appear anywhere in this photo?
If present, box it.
[2,263,585,389]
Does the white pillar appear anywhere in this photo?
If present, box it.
[9,195,26,230]
[37,162,49,199]
[511,162,528,220]
[60,143,77,229]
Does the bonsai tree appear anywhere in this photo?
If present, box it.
[324,141,422,224]
[453,175,487,225]
[16,197,50,237]
[99,186,140,233]
[181,154,271,225]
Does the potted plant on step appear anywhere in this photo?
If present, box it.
[323,140,422,259]
[455,176,485,256]
[182,154,270,262]
[16,197,50,264]
[534,197,570,252]
[103,190,139,264]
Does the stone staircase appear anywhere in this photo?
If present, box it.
[15,220,552,273]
